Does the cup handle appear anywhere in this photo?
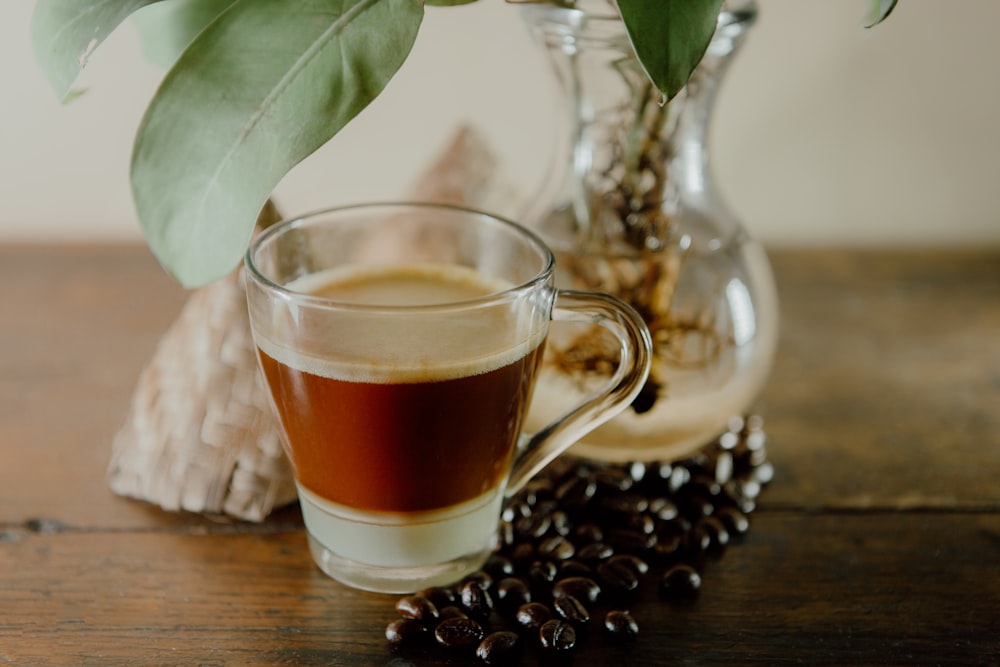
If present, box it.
[506,289,652,497]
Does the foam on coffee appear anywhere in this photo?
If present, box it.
[255,262,543,385]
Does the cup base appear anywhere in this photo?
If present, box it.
[306,533,491,594]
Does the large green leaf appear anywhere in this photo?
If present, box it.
[616,0,724,101]
[132,0,235,70]
[32,0,162,100]
[130,0,424,287]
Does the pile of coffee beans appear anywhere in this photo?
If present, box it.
[385,416,772,663]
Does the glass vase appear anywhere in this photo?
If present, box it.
[521,1,779,463]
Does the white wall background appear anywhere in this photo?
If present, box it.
[2,0,999,246]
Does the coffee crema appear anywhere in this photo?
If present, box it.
[255,263,547,514]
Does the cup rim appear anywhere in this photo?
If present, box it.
[244,201,556,313]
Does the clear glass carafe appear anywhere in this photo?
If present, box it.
[522,1,779,462]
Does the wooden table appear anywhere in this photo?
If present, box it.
[2,245,998,666]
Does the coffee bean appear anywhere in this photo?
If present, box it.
[753,461,775,485]
[715,505,750,537]
[515,602,552,633]
[528,560,558,589]
[557,559,593,580]
[573,522,604,544]
[509,542,536,568]
[495,577,531,610]
[552,576,601,604]
[434,617,484,650]
[395,595,439,625]
[576,541,614,564]
[515,512,551,539]
[660,564,702,600]
[553,594,590,625]
[696,515,731,550]
[648,496,679,521]
[592,467,634,492]
[604,609,639,641]
[550,510,572,537]
[385,617,427,648]
[538,535,576,561]
[483,554,515,579]
[538,619,577,652]
[601,492,649,515]
[476,631,520,664]
[497,520,515,548]
[607,527,656,553]
[597,560,639,596]
[607,553,649,576]
[555,475,596,509]
[458,580,493,620]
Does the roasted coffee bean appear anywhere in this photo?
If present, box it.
[607,553,649,576]
[385,617,427,648]
[601,492,649,515]
[625,512,656,536]
[715,505,750,537]
[648,496,679,521]
[684,522,712,555]
[603,610,639,641]
[607,527,656,553]
[696,515,730,550]
[528,560,558,589]
[515,602,552,633]
[573,522,604,544]
[681,494,715,520]
[395,595,439,625]
[576,541,614,564]
[555,475,597,509]
[668,465,691,494]
[458,580,493,620]
[552,576,601,604]
[434,617,485,650]
[416,586,455,610]
[553,594,590,625]
[557,559,593,580]
[538,619,577,652]
[753,461,775,485]
[495,577,531,610]
[627,461,647,483]
[483,554,515,580]
[515,512,551,540]
[651,530,682,561]
[592,467,633,492]
[476,630,520,665]
[660,564,702,600]
[550,510,572,537]
[597,560,639,596]
[713,451,735,485]
[538,535,576,561]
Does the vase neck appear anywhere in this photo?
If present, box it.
[523,3,757,251]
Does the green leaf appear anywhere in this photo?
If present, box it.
[132,0,235,70]
[130,0,424,287]
[866,0,898,28]
[32,0,162,100]
[616,0,724,101]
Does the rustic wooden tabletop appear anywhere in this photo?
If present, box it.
[1,245,998,666]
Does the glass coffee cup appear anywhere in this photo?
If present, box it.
[244,202,651,593]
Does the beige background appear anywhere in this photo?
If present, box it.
[2,0,998,247]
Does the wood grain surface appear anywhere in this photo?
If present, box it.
[1,245,998,666]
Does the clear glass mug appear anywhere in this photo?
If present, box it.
[244,202,651,593]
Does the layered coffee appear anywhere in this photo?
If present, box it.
[254,263,546,572]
